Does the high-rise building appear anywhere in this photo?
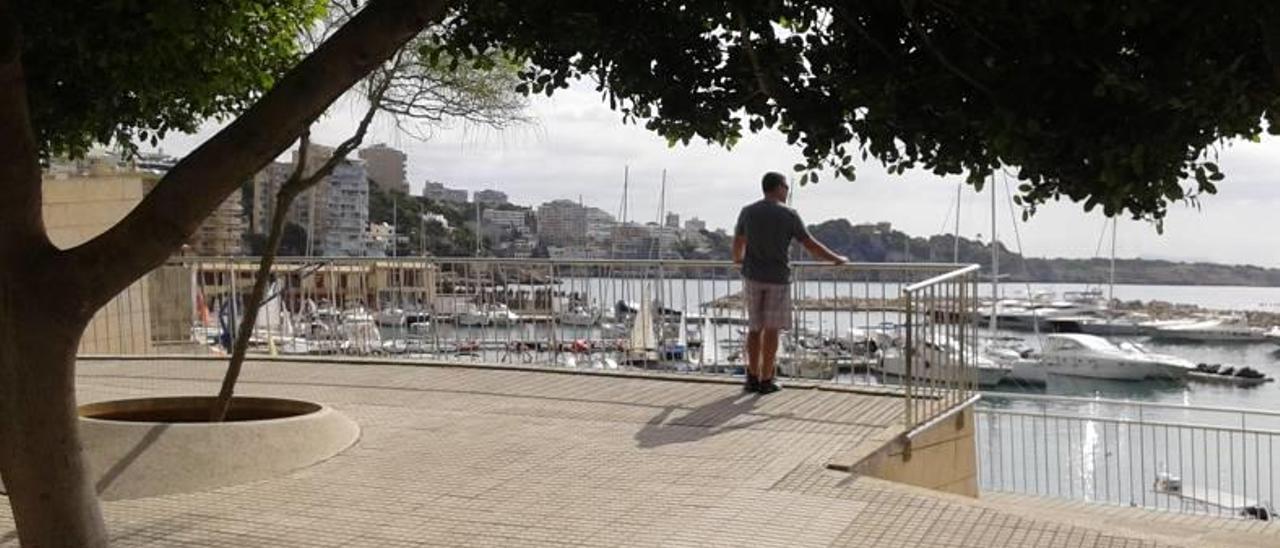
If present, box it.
[189,193,245,256]
[534,200,616,247]
[359,144,408,194]
[474,189,509,206]
[684,217,707,232]
[534,199,585,246]
[607,222,680,260]
[422,181,468,204]
[584,208,615,242]
[251,143,371,256]
[129,151,244,255]
[251,162,294,234]
[317,159,370,256]
[665,212,680,229]
[481,209,528,231]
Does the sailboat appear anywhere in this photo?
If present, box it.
[622,288,658,366]
[659,312,690,363]
[700,316,721,369]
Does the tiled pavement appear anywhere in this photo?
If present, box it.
[0,358,1254,546]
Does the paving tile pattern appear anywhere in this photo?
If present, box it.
[0,359,1186,547]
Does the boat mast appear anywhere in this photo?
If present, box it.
[612,166,629,260]
[1108,216,1117,326]
[474,198,481,257]
[656,170,667,334]
[990,172,999,338]
[953,182,962,263]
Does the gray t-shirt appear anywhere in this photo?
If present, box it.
[735,199,810,284]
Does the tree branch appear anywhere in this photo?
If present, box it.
[734,10,782,103]
[67,0,449,310]
[900,0,997,102]
[0,0,53,259]
[210,75,390,421]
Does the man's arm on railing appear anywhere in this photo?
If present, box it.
[732,235,747,264]
[800,236,847,265]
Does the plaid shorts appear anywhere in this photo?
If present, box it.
[743,279,792,330]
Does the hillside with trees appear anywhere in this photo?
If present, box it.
[805,219,1280,287]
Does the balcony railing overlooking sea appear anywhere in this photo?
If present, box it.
[88,257,979,430]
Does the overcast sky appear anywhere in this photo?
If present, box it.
[155,81,1280,268]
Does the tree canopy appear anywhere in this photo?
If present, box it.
[19,0,326,159]
[441,0,1280,222]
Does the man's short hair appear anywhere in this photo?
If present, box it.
[761,172,787,193]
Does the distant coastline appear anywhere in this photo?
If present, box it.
[802,219,1280,288]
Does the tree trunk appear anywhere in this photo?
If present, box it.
[0,1,450,543]
[211,186,298,421]
[0,274,107,547]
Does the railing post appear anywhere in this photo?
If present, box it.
[904,288,915,427]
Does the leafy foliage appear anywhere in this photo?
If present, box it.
[19,0,326,159]
[440,1,1280,221]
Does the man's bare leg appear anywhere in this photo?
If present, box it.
[746,329,762,381]
[761,328,781,382]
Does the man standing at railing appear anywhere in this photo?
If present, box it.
[733,172,847,394]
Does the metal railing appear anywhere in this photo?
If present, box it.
[901,265,981,427]
[977,393,1279,520]
[84,256,980,427]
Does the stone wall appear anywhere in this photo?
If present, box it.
[43,174,154,354]
[833,405,978,498]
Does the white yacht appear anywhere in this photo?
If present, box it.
[338,308,381,354]
[877,337,1012,387]
[374,307,405,327]
[1149,316,1269,343]
[487,304,521,326]
[1266,326,1280,345]
[1047,314,1149,337]
[402,308,431,327]
[1008,334,1194,382]
[982,291,1109,332]
[456,304,491,327]
[557,305,599,327]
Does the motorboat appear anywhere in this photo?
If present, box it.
[1264,326,1280,345]
[403,309,431,327]
[877,337,1012,387]
[1149,316,1270,343]
[338,309,381,354]
[456,304,491,327]
[1008,334,1194,383]
[979,290,1110,332]
[487,303,521,326]
[340,306,376,324]
[557,305,599,327]
[1047,315,1148,337]
[407,321,432,337]
[375,307,405,327]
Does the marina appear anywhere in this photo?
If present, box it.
[167,257,1280,411]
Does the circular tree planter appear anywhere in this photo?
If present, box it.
[76,396,359,500]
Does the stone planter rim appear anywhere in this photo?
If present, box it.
[78,395,325,425]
